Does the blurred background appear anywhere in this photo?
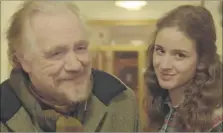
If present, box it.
[1,0,222,130]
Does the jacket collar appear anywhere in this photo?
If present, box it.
[8,69,108,132]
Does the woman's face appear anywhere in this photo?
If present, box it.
[153,27,198,90]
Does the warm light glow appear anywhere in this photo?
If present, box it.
[115,1,147,10]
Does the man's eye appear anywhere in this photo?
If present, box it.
[48,51,64,59]
[75,45,88,53]
[77,46,87,51]
[52,52,61,56]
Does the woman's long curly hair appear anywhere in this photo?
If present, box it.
[144,5,222,132]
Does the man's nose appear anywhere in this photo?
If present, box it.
[64,52,82,72]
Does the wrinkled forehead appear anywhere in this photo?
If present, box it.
[22,11,87,52]
[32,12,84,37]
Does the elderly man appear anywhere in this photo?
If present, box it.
[0,1,140,132]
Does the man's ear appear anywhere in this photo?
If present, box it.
[16,53,31,73]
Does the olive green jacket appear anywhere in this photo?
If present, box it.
[0,69,141,132]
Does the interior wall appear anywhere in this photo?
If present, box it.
[109,25,156,45]
[205,0,222,59]
[1,1,23,82]
[89,25,111,45]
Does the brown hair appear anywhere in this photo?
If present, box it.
[145,5,222,131]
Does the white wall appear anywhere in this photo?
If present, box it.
[75,1,202,20]
[1,1,23,82]
[75,1,222,56]
[205,1,222,58]
[89,25,111,45]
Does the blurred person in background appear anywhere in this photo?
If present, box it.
[0,1,140,132]
[144,5,222,132]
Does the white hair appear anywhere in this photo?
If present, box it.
[7,1,89,68]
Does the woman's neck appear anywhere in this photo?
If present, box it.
[168,86,186,107]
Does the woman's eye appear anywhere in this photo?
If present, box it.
[155,47,165,55]
[175,53,186,60]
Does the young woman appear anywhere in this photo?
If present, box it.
[145,5,222,132]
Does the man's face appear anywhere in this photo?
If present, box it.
[21,12,92,104]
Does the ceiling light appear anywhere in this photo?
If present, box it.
[115,1,147,10]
